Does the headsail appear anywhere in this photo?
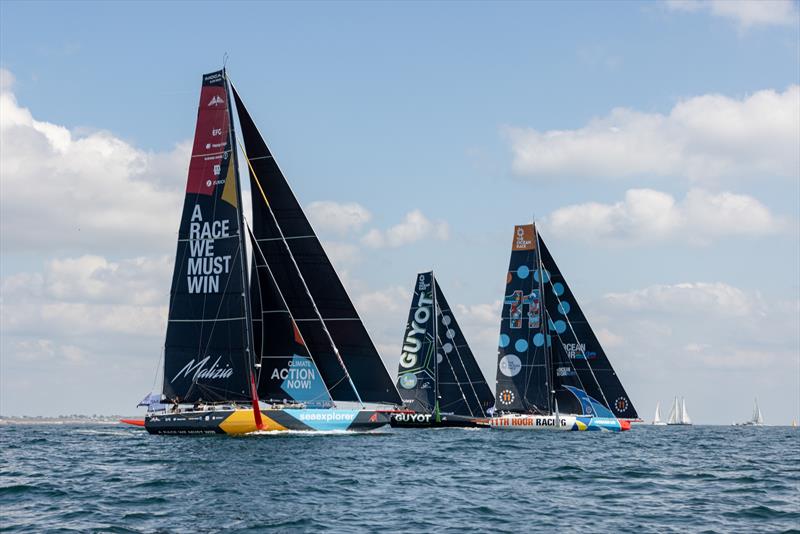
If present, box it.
[232,86,401,406]
[163,70,253,403]
[537,235,639,420]
[433,277,495,416]
[249,230,332,407]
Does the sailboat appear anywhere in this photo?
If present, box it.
[734,398,764,426]
[666,396,692,426]
[489,224,634,432]
[391,271,495,428]
[138,68,401,434]
[653,402,666,425]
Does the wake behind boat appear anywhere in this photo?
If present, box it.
[133,68,400,435]
[489,224,635,432]
[391,271,494,428]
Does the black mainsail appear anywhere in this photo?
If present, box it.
[396,271,495,417]
[232,86,402,406]
[163,70,254,403]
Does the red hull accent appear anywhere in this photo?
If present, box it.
[120,418,145,427]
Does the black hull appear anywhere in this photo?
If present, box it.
[389,412,489,428]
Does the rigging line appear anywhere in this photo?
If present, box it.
[246,221,334,405]
[434,308,477,417]
[434,326,473,417]
[238,138,364,408]
[534,234,553,415]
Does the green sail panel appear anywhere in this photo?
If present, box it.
[163,70,252,403]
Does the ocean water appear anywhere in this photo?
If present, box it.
[1,423,798,533]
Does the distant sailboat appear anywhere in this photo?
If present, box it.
[667,396,692,426]
[734,398,764,426]
[652,402,666,426]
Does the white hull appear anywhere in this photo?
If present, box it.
[491,414,577,430]
[490,414,627,431]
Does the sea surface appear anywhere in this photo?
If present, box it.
[1,423,798,533]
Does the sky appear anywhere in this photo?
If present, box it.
[0,0,798,424]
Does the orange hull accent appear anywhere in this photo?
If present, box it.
[120,418,145,427]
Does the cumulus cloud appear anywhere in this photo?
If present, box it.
[546,188,783,245]
[665,0,800,29]
[0,71,188,255]
[307,201,372,236]
[507,86,799,183]
[362,210,450,248]
[604,281,764,317]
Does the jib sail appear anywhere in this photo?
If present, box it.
[433,277,495,416]
[396,272,438,413]
[163,70,253,403]
[538,235,638,419]
[494,225,550,414]
[232,85,401,406]
[249,231,332,407]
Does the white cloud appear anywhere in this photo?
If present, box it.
[0,73,188,255]
[362,210,450,248]
[604,281,763,317]
[307,201,372,236]
[0,68,14,91]
[665,0,800,29]
[507,86,799,183]
[546,188,783,245]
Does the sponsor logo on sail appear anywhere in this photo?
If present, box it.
[399,373,418,389]
[171,356,234,383]
[207,95,224,106]
[614,396,629,412]
[499,354,522,377]
[499,389,515,405]
[399,279,433,369]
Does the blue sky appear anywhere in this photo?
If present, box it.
[1,1,798,423]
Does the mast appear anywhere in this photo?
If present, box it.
[223,69,262,429]
[534,225,553,415]
[432,270,441,421]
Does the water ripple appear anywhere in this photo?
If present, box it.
[1,424,799,532]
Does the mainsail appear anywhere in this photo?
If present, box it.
[495,225,550,413]
[163,70,253,403]
[232,86,401,406]
[396,272,495,416]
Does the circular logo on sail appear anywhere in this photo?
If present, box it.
[499,355,522,377]
[499,389,515,405]
[614,396,629,413]
[399,373,418,390]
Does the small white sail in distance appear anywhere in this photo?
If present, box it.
[653,401,666,425]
